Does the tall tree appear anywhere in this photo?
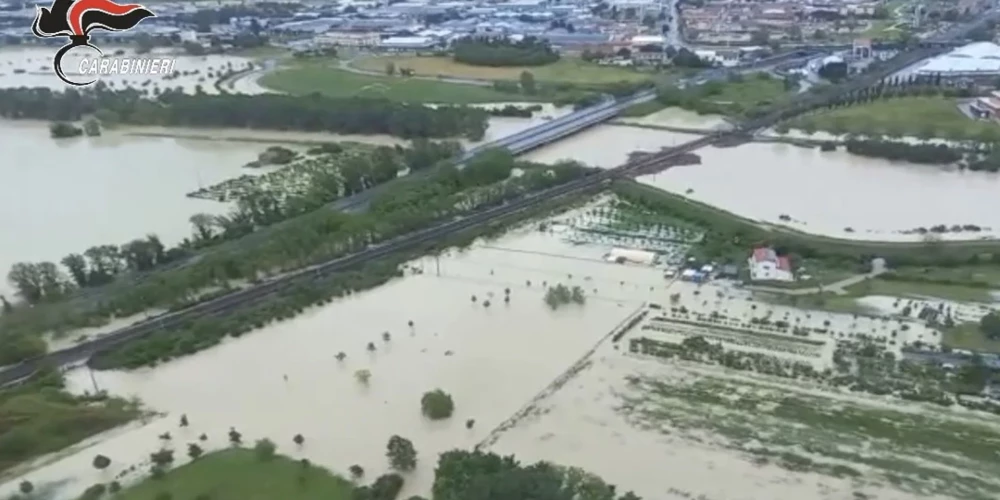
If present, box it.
[61,253,89,287]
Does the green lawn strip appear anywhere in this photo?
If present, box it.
[620,375,1000,498]
[754,291,873,315]
[843,278,994,303]
[350,55,651,84]
[113,449,354,500]
[259,64,534,104]
[942,322,1000,353]
[789,96,1000,141]
[888,265,1000,288]
[710,76,787,108]
[611,180,1000,263]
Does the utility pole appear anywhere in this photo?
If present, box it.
[88,365,101,394]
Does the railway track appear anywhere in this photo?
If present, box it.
[0,38,969,385]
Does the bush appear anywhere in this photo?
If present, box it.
[254,438,277,461]
[420,389,455,420]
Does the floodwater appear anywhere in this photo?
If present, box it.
[0,220,963,500]
[615,106,730,130]
[0,120,270,296]
[524,123,1000,242]
[0,225,666,499]
[488,349,949,500]
[0,46,253,94]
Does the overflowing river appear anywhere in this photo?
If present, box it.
[0,121,268,296]
[524,123,1000,242]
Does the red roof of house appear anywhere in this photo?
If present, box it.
[776,256,792,271]
[752,247,775,263]
[752,248,792,271]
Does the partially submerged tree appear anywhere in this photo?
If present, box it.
[421,389,455,420]
[386,435,417,471]
[92,454,111,470]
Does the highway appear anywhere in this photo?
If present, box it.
[0,36,968,385]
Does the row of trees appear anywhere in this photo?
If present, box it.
[453,36,560,67]
[84,153,593,369]
[842,140,963,164]
[611,180,1000,274]
[0,85,489,140]
[5,140,462,306]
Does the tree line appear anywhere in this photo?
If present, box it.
[12,151,593,369]
[0,86,489,140]
[611,180,1000,275]
[453,36,560,67]
[5,140,461,306]
[842,139,963,164]
[433,450,641,500]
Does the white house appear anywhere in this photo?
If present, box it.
[748,247,794,282]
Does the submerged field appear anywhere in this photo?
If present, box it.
[490,349,1000,500]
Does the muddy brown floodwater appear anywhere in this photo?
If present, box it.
[0,222,667,500]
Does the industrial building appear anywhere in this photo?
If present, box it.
[912,41,1000,82]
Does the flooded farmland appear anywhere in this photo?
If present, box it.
[0,222,663,499]
[3,199,998,500]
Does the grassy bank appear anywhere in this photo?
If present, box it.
[258,63,531,103]
[788,96,1000,141]
[0,369,139,476]
[112,449,354,500]
[350,55,650,84]
[611,180,1000,267]
[658,73,789,118]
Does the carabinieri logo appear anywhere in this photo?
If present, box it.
[31,0,155,86]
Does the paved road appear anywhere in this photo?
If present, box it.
[747,268,888,296]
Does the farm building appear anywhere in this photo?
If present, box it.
[748,247,794,282]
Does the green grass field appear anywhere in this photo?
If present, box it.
[942,322,1000,354]
[350,55,650,84]
[258,63,537,103]
[114,449,354,500]
[844,278,995,303]
[790,96,1000,141]
[0,380,138,475]
[708,76,787,108]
